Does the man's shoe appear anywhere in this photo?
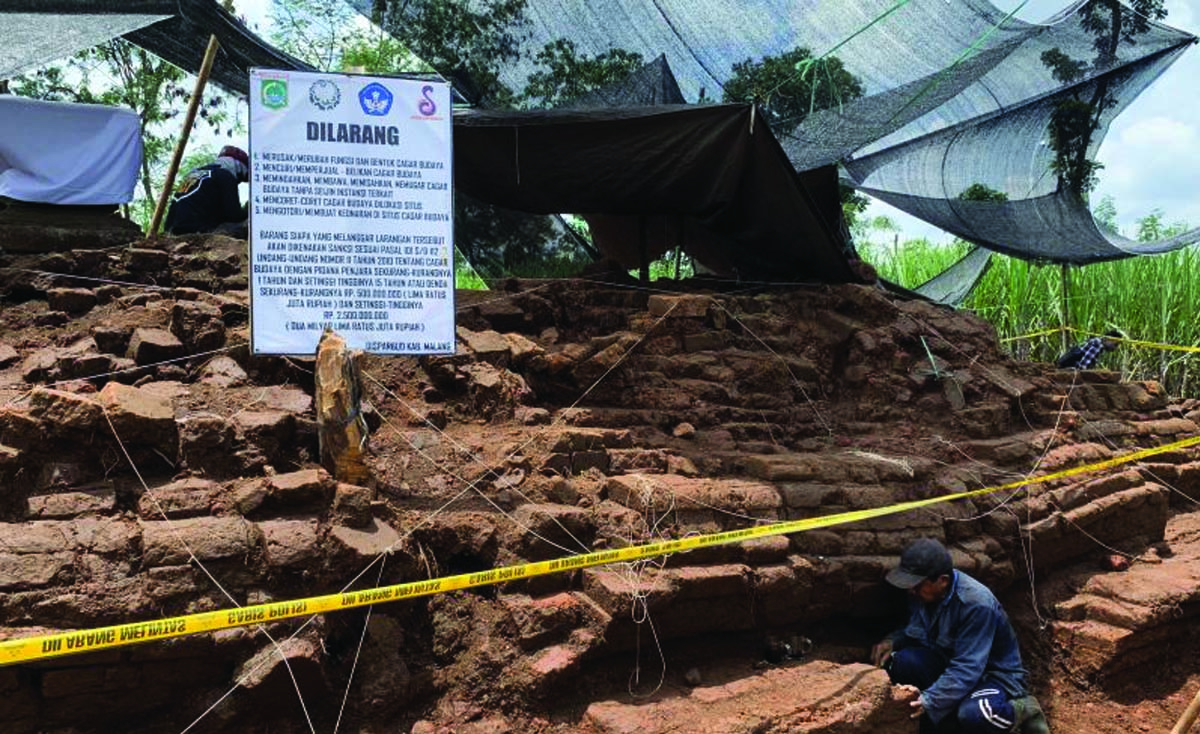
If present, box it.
[1010,695,1049,734]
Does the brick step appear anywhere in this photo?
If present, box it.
[1048,547,1200,684]
[582,660,912,734]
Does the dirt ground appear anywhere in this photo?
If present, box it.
[1,233,1200,733]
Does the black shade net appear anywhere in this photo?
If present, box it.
[0,0,314,95]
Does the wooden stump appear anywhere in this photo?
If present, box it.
[315,329,371,485]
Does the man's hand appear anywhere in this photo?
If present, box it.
[893,684,922,719]
[870,639,893,667]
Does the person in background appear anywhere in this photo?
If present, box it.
[871,538,1049,733]
[1056,330,1123,370]
[164,145,249,238]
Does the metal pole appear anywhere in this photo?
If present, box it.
[1060,262,1071,354]
[148,35,221,236]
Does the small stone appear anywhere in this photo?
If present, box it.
[516,406,551,426]
[126,248,169,272]
[1102,554,1131,572]
[95,284,123,304]
[127,328,186,365]
[198,355,249,387]
[0,343,19,368]
[170,300,226,352]
[90,326,132,357]
[34,311,69,327]
[673,422,696,439]
[684,667,703,686]
[46,287,97,314]
[29,388,102,432]
[332,483,373,528]
[116,292,164,307]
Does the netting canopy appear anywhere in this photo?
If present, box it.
[0,1,313,95]
[378,0,1198,265]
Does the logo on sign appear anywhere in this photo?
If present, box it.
[359,82,393,116]
[260,78,288,110]
[309,79,341,111]
[417,85,437,116]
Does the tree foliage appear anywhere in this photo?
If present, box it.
[522,39,644,108]
[1092,194,1119,234]
[1040,0,1167,198]
[1135,209,1190,242]
[270,0,357,71]
[455,195,588,278]
[958,183,1010,202]
[722,48,868,227]
[11,39,235,226]
[722,48,864,135]
[374,0,528,107]
[272,0,425,74]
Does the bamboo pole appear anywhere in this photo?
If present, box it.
[147,35,221,236]
[1170,688,1200,734]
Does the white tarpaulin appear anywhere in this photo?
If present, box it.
[0,96,142,205]
[249,69,454,356]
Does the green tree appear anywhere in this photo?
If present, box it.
[1135,209,1191,242]
[455,194,588,279]
[958,183,1009,202]
[521,39,644,107]
[271,0,357,70]
[1091,194,1119,235]
[1040,0,1168,197]
[339,32,426,74]
[722,48,868,227]
[271,0,426,74]
[11,39,235,227]
[374,0,529,107]
[722,48,863,133]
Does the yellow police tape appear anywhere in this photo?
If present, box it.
[1001,327,1200,354]
[4,433,1200,667]
[1000,328,1064,343]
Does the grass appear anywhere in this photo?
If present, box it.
[861,238,1200,397]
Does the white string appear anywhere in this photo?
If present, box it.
[102,410,317,734]
[332,555,388,734]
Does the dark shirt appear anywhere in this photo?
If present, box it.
[1059,336,1107,370]
[893,570,1028,723]
[164,163,244,235]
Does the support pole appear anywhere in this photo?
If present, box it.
[638,216,650,284]
[1171,688,1200,734]
[673,216,684,280]
[315,329,372,485]
[148,35,221,237]
[1060,262,1071,354]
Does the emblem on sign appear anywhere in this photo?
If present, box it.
[309,79,341,111]
[359,82,393,116]
[261,78,288,110]
[418,85,437,116]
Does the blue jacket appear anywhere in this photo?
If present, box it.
[893,570,1027,723]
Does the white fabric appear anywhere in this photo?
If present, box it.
[0,96,142,205]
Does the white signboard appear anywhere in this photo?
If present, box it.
[249,69,454,355]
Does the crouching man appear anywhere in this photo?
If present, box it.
[871,538,1050,733]
[164,145,249,238]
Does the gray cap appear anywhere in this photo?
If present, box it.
[886,538,953,589]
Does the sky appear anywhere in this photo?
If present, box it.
[232,0,1200,238]
[875,0,1200,240]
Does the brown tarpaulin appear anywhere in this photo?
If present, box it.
[453,104,856,283]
